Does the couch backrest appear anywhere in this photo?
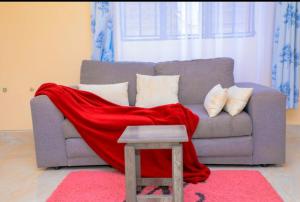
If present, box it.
[155,58,234,104]
[80,60,155,105]
[80,58,234,105]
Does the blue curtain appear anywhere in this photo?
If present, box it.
[91,2,114,62]
[272,2,300,109]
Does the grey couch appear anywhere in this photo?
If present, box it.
[30,58,286,168]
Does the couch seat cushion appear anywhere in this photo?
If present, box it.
[185,104,252,139]
[66,136,253,158]
[63,104,252,139]
[63,119,80,139]
[192,136,253,157]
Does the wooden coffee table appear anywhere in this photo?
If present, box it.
[118,125,188,202]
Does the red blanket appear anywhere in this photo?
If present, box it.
[35,83,210,183]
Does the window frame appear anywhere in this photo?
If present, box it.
[119,2,256,41]
[202,2,255,39]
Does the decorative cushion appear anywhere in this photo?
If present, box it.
[78,82,129,106]
[80,60,155,106]
[204,84,228,117]
[135,74,180,108]
[224,85,253,116]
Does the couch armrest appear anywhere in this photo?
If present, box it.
[30,95,68,168]
[236,82,286,164]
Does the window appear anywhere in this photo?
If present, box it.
[119,2,201,41]
[120,2,159,40]
[202,2,255,38]
[120,2,255,41]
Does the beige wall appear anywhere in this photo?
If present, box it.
[287,108,300,125]
[0,3,299,130]
[0,2,91,130]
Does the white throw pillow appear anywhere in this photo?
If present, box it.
[224,85,253,116]
[204,84,228,117]
[135,74,180,108]
[78,82,129,106]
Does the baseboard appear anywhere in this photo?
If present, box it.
[0,129,32,134]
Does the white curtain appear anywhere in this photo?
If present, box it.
[112,2,275,86]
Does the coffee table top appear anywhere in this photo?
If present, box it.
[117,125,188,144]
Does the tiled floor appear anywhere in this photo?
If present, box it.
[0,126,300,202]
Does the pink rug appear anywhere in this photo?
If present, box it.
[47,170,283,202]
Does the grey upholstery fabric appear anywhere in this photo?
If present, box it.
[65,138,101,158]
[155,58,234,104]
[70,155,254,166]
[63,119,78,139]
[237,82,286,165]
[192,136,253,157]
[199,156,253,165]
[185,104,252,139]
[30,95,68,168]
[68,156,107,166]
[66,138,98,158]
[30,59,286,168]
[66,136,253,165]
[64,136,252,161]
[63,105,252,139]
[80,60,155,105]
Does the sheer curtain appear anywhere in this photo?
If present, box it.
[112,2,275,86]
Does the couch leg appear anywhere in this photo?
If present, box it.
[53,166,61,170]
[260,164,269,167]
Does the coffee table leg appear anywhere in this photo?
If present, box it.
[135,150,142,192]
[125,145,137,202]
[172,144,183,202]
